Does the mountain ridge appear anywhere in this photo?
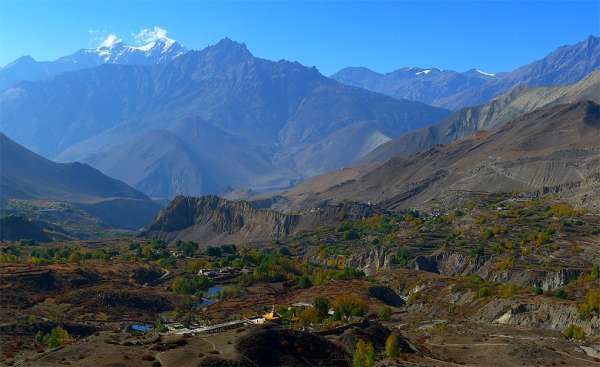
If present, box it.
[332,35,600,110]
[363,69,600,164]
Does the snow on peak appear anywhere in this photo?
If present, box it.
[133,26,176,53]
[98,34,122,49]
[134,41,157,52]
[79,27,184,64]
[416,69,432,76]
[476,69,495,77]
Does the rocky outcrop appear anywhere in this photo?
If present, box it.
[144,195,381,245]
[411,250,585,291]
[475,299,600,336]
[484,268,585,291]
[412,250,486,276]
[367,286,405,307]
[346,246,393,275]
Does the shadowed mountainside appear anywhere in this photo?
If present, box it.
[0,133,160,229]
[268,101,600,212]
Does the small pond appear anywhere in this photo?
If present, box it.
[196,285,223,309]
[131,324,153,333]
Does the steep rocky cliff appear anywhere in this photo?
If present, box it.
[144,195,381,244]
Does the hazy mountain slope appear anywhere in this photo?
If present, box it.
[364,70,600,163]
[0,133,160,228]
[333,35,600,110]
[0,133,148,203]
[0,65,158,157]
[1,39,450,198]
[277,101,600,212]
[0,37,185,91]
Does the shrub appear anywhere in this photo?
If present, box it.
[550,203,585,218]
[334,267,365,280]
[467,274,484,285]
[0,252,18,263]
[553,288,567,299]
[498,283,517,298]
[563,324,586,340]
[469,245,485,259]
[592,265,599,281]
[278,246,291,256]
[495,257,515,271]
[392,248,410,266]
[491,224,507,235]
[534,231,551,246]
[477,287,491,298]
[579,289,600,317]
[481,228,494,240]
[297,275,313,289]
[378,306,392,321]
[344,230,360,241]
[158,257,176,268]
[532,286,544,295]
[298,308,319,327]
[333,295,368,320]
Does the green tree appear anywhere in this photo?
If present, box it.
[592,265,599,280]
[297,275,312,289]
[385,332,400,359]
[314,297,331,322]
[353,339,375,367]
[171,275,211,295]
[563,324,586,340]
[36,326,72,348]
[176,240,199,257]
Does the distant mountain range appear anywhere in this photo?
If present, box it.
[332,35,600,110]
[0,38,449,199]
[0,34,186,90]
[2,34,599,204]
[0,133,160,229]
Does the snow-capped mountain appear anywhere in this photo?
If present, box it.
[58,34,186,66]
[0,30,186,90]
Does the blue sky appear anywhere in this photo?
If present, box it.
[1,1,598,75]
